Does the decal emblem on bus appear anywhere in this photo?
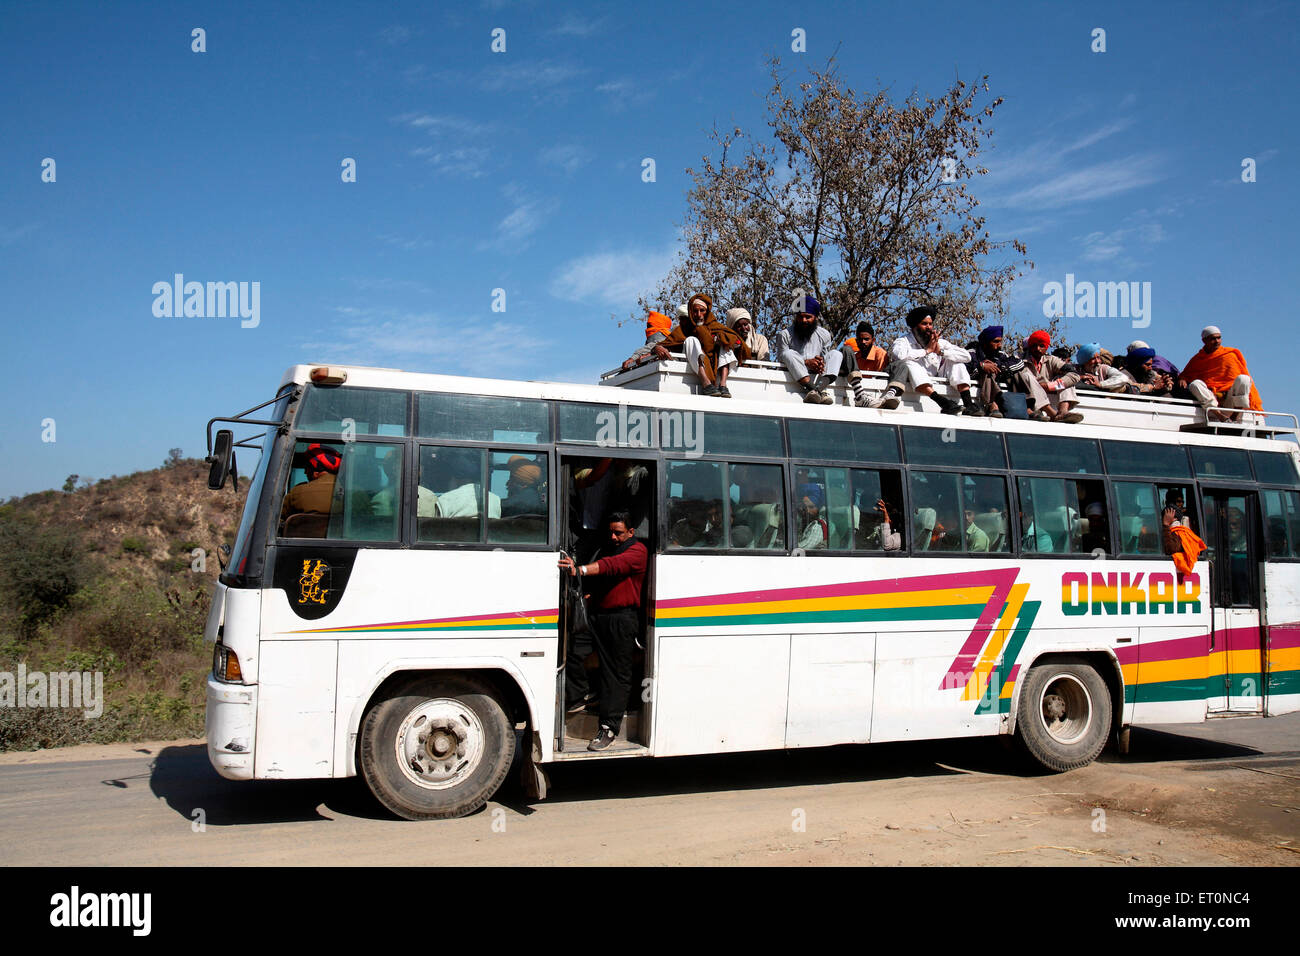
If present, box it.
[298,559,331,606]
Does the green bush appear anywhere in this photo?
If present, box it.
[121,537,149,554]
[0,515,94,631]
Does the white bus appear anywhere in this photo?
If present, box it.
[202,359,1300,819]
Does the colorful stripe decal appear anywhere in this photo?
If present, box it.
[287,607,559,635]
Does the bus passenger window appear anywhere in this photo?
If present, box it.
[667,461,726,549]
[851,469,904,551]
[910,471,961,552]
[280,441,403,541]
[728,463,785,550]
[793,469,828,551]
[418,446,497,543]
[488,452,548,545]
[1262,489,1298,558]
[1113,482,1161,555]
[962,474,1009,554]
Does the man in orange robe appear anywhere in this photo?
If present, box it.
[1178,325,1262,415]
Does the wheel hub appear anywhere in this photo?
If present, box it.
[1039,675,1092,744]
[396,699,486,790]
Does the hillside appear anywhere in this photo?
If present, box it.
[0,459,249,749]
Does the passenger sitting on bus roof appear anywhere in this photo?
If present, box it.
[842,322,903,409]
[501,455,545,517]
[643,293,749,398]
[889,305,976,415]
[859,498,902,551]
[966,325,1039,417]
[621,310,675,370]
[796,482,828,550]
[773,291,843,406]
[280,443,341,526]
[964,509,991,553]
[1178,326,1263,421]
[726,307,770,364]
[1021,330,1083,424]
[1120,346,1175,397]
[1076,343,1132,393]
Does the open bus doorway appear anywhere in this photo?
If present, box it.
[555,454,656,757]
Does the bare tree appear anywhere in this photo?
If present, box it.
[642,58,1032,348]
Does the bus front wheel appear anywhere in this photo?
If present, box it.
[1015,660,1111,773]
[360,675,516,820]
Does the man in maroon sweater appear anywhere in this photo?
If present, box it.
[558,511,648,751]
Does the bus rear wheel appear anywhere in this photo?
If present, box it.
[360,675,515,820]
[1015,659,1111,773]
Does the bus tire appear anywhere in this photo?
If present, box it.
[1015,659,1111,773]
[360,675,516,820]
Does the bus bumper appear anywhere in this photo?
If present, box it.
[206,675,257,780]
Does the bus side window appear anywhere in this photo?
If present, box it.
[851,468,905,552]
[418,446,495,543]
[1113,481,1161,555]
[1019,476,1073,554]
[488,451,548,545]
[911,471,961,553]
[666,461,725,549]
[280,440,403,542]
[728,463,785,550]
[792,467,828,551]
[963,474,1009,554]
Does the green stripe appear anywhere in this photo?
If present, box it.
[974,600,1040,716]
[1270,670,1300,695]
[657,604,987,629]
[1126,677,1207,703]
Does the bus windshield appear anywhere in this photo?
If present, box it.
[225,391,292,578]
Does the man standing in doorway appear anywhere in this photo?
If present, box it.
[559,511,648,751]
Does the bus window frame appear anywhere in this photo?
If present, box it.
[660,453,791,556]
[274,435,409,549]
[896,461,1016,558]
[1010,469,1109,559]
[787,458,910,557]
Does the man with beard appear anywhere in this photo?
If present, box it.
[889,305,976,415]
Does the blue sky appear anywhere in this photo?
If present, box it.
[1,0,1297,497]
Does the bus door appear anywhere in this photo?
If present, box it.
[554,450,657,753]
[1201,489,1264,714]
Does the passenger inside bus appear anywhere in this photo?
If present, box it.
[280,443,342,537]
[795,482,828,550]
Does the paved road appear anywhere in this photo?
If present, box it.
[1,715,1298,866]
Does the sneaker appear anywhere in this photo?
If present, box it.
[816,390,834,405]
[1058,411,1084,424]
[986,406,1003,419]
[803,388,822,404]
[877,395,901,410]
[717,385,731,398]
[854,392,873,408]
[938,398,963,415]
[587,726,617,751]
[1030,408,1051,422]
[701,384,721,398]
[963,403,982,417]
[566,695,596,715]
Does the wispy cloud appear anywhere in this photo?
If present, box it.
[549,245,677,307]
[377,25,411,46]
[539,143,591,175]
[304,309,547,376]
[376,233,433,251]
[594,78,652,112]
[481,59,586,94]
[993,154,1166,210]
[0,222,39,246]
[549,13,607,37]
[1078,219,1167,264]
[392,112,494,137]
[479,185,558,251]
[410,145,492,178]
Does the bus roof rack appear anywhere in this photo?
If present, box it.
[600,359,1299,440]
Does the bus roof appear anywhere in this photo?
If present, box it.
[280,361,1299,453]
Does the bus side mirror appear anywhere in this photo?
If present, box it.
[208,430,234,490]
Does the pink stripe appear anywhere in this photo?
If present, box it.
[337,607,557,629]
[656,567,1017,611]
[1269,625,1300,650]
[938,568,1021,685]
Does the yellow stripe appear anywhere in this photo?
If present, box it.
[655,586,995,620]
[1268,646,1300,671]
[963,583,1028,701]
[1138,656,1208,685]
